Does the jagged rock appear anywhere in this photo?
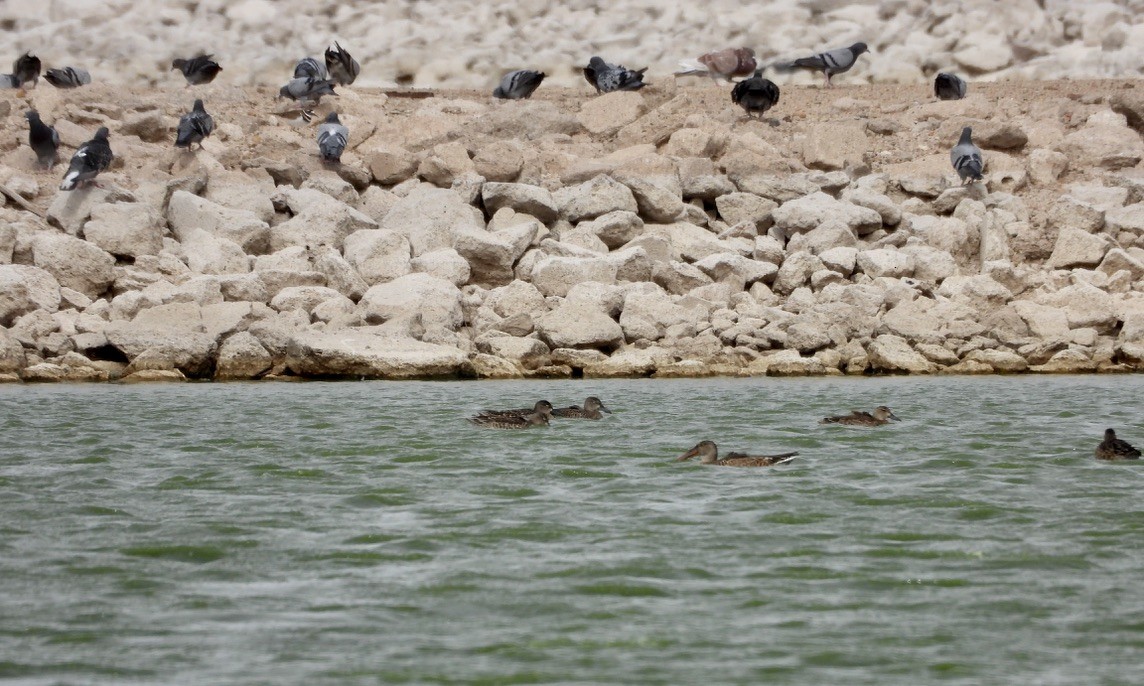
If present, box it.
[104,302,218,377]
[652,261,712,295]
[0,327,26,372]
[358,273,463,332]
[1038,282,1118,331]
[819,246,858,276]
[899,243,957,282]
[615,175,686,223]
[382,185,484,256]
[787,220,857,255]
[82,202,164,258]
[845,189,902,226]
[535,301,623,350]
[715,193,777,230]
[1105,203,1144,234]
[481,182,558,223]
[454,228,517,287]
[475,335,549,363]
[553,175,638,222]
[343,229,412,285]
[271,188,377,252]
[856,248,915,279]
[1013,301,1070,338]
[31,234,115,300]
[772,192,882,236]
[693,253,776,287]
[1098,248,1144,280]
[578,91,645,134]
[47,187,122,236]
[366,144,418,185]
[1046,227,1112,269]
[577,211,644,250]
[584,346,673,378]
[531,256,618,297]
[168,190,270,254]
[311,247,368,300]
[867,334,935,373]
[215,331,272,379]
[0,266,60,327]
[473,140,524,182]
[1058,111,1144,170]
[411,249,471,287]
[796,121,870,171]
[270,286,349,314]
[773,251,824,295]
[286,327,467,379]
[417,141,474,186]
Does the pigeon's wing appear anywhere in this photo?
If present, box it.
[294,57,327,80]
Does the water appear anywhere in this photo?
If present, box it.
[1,376,1142,685]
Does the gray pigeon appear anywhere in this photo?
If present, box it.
[493,70,545,99]
[175,99,214,149]
[324,42,360,86]
[60,127,113,191]
[950,126,984,184]
[316,112,349,163]
[44,67,91,88]
[13,52,40,87]
[171,54,223,86]
[279,76,337,103]
[934,72,967,100]
[583,56,647,93]
[0,73,19,89]
[294,56,327,81]
[25,110,59,169]
[775,42,869,87]
[731,69,780,119]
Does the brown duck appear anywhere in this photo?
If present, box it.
[676,441,798,467]
[473,400,553,420]
[467,410,550,429]
[821,406,900,427]
[1095,428,1141,460]
[551,396,612,419]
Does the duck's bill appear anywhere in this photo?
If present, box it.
[676,447,700,462]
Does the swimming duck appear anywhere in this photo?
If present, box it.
[1095,428,1141,461]
[820,406,900,426]
[473,400,554,420]
[467,410,550,429]
[551,396,612,419]
[676,441,798,467]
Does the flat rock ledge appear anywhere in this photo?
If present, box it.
[3,81,1144,382]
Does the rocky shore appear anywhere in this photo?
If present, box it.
[2,78,1144,382]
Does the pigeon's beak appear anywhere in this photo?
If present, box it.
[676,447,700,462]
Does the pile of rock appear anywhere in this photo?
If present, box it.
[2,79,1144,382]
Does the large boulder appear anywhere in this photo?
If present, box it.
[358,273,462,331]
[31,234,115,300]
[0,327,27,373]
[535,301,624,350]
[481,182,558,222]
[1046,227,1112,269]
[0,265,61,325]
[104,302,218,377]
[342,229,412,285]
[856,248,915,279]
[271,188,377,252]
[453,228,517,287]
[214,331,273,380]
[178,229,250,275]
[531,256,618,297]
[167,190,270,254]
[285,327,467,379]
[771,192,883,236]
[82,202,164,258]
[867,334,935,374]
[552,175,638,222]
[381,185,484,256]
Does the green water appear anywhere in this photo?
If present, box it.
[1,376,1142,685]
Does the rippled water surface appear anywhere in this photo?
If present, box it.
[1,376,1143,685]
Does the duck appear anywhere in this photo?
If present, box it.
[473,400,553,420]
[551,396,612,419]
[467,410,550,429]
[1095,428,1141,461]
[676,441,798,467]
[821,406,900,427]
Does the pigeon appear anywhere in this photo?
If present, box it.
[950,126,984,184]
[774,42,869,87]
[175,99,214,149]
[583,56,647,93]
[279,76,337,104]
[934,72,967,100]
[731,69,780,119]
[325,42,360,86]
[0,73,20,89]
[316,112,349,163]
[293,56,327,81]
[492,69,546,99]
[43,67,91,88]
[25,110,60,170]
[13,52,41,87]
[675,47,756,81]
[171,54,223,86]
[59,127,113,191]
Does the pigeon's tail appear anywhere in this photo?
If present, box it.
[957,157,984,181]
[59,170,81,191]
[674,59,709,77]
[772,56,822,72]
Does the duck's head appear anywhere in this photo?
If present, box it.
[584,396,612,414]
[677,441,717,463]
[1105,428,1118,440]
[873,406,900,422]
[533,400,554,416]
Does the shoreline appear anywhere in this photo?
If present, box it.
[3,79,1144,384]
